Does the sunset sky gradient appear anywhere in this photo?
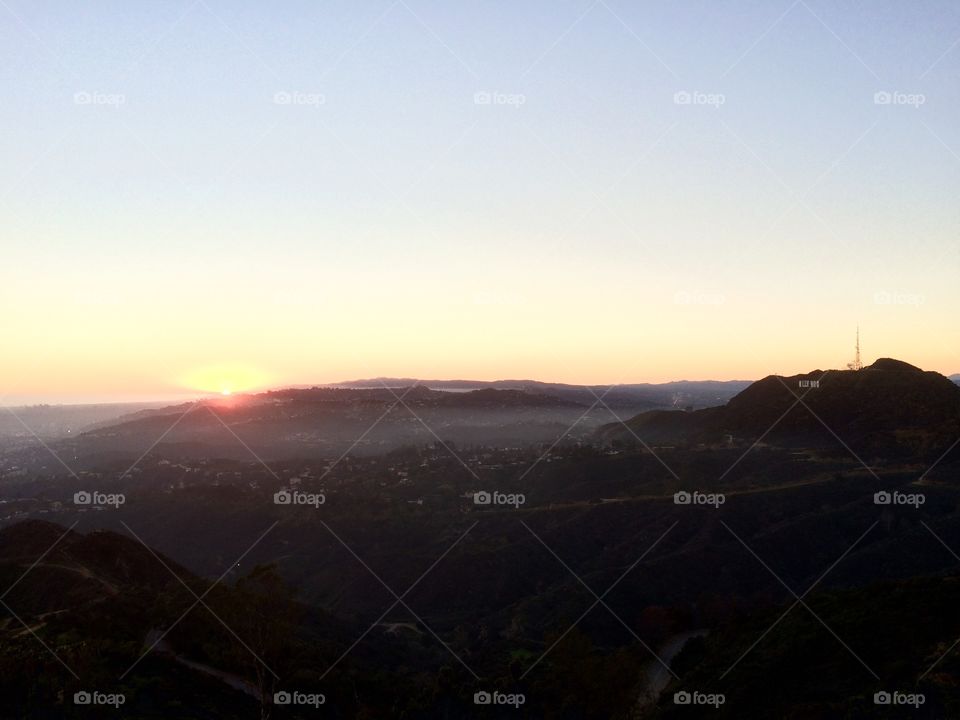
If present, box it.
[2,1,958,403]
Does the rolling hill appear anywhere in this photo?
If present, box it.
[600,359,960,460]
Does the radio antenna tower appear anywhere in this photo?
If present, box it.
[847,325,862,371]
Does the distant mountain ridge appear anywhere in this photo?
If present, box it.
[56,384,660,464]
[42,379,753,465]
[327,377,753,410]
[0,402,167,440]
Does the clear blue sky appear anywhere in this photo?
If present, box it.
[1,1,958,402]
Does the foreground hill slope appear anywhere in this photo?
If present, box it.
[0,521,390,718]
[654,573,960,719]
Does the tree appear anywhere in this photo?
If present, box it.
[224,564,302,720]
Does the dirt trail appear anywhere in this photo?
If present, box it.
[636,630,708,710]
[143,629,262,701]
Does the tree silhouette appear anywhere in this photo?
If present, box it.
[226,564,302,720]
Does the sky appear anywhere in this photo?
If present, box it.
[1,0,958,403]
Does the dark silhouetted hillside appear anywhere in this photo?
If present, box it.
[601,359,960,459]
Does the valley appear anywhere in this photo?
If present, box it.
[1,361,959,717]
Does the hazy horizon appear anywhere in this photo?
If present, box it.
[4,354,957,406]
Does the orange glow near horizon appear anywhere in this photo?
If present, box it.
[1,301,958,404]
[2,335,958,406]
[177,365,274,398]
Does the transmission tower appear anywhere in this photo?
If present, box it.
[847,326,862,371]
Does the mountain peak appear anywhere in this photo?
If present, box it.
[602,358,960,457]
[865,358,923,373]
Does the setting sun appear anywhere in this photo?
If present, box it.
[176,364,272,396]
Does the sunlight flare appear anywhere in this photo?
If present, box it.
[177,364,271,396]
